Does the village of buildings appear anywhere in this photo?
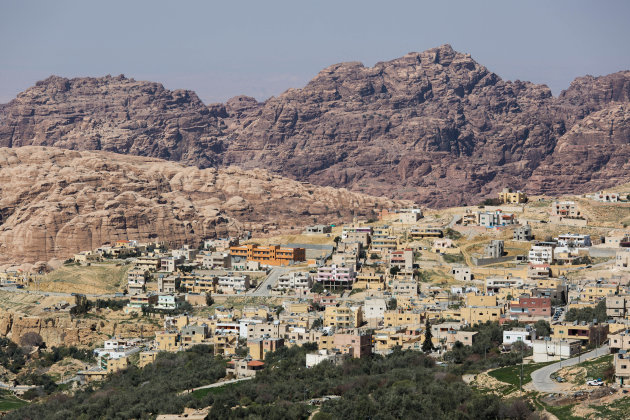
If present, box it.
[3,187,630,391]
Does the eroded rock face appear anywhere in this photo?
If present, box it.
[0,312,161,347]
[0,75,225,168]
[1,46,629,207]
[0,147,403,263]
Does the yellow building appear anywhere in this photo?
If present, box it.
[499,188,527,204]
[107,356,129,373]
[580,283,619,303]
[384,310,423,327]
[242,306,270,319]
[465,293,498,307]
[139,351,158,368]
[353,272,385,291]
[460,306,504,325]
[155,331,180,352]
[213,334,239,356]
[285,302,310,315]
[324,305,363,329]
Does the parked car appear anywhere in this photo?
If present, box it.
[586,379,604,386]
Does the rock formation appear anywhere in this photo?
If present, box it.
[0,147,403,263]
[1,46,629,207]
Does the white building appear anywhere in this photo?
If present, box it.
[156,295,177,310]
[306,349,343,368]
[276,272,312,290]
[503,328,535,347]
[218,275,250,293]
[528,245,554,265]
[532,339,581,363]
[555,234,592,248]
[316,265,356,289]
[363,298,387,321]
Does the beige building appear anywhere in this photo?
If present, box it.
[324,305,363,329]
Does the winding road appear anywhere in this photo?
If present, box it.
[529,345,609,393]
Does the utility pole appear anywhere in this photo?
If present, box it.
[520,343,524,392]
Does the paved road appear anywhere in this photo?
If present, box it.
[0,287,117,299]
[248,267,291,297]
[0,381,37,392]
[446,215,461,229]
[529,345,609,393]
[181,376,253,394]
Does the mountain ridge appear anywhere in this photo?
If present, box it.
[1,45,629,207]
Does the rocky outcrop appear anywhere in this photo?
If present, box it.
[528,103,630,194]
[1,47,629,207]
[0,312,161,347]
[0,75,225,168]
[0,147,404,264]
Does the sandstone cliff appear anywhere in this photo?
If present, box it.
[1,46,629,207]
[0,312,160,347]
[0,147,402,264]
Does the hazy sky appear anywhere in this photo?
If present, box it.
[1,0,629,104]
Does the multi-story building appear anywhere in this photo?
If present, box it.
[607,296,630,319]
[155,331,180,352]
[389,279,418,298]
[383,309,423,327]
[485,240,504,258]
[616,248,630,270]
[507,297,552,321]
[614,351,630,386]
[324,305,363,329]
[200,252,231,269]
[133,256,161,272]
[127,268,148,295]
[389,249,414,270]
[451,266,472,282]
[353,269,385,291]
[363,298,387,324]
[316,264,356,289]
[555,234,592,248]
[158,274,179,293]
[276,272,312,290]
[342,225,372,241]
[551,322,608,345]
[609,331,630,352]
[485,276,524,293]
[318,332,372,358]
[410,227,443,239]
[180,274,217,294]
[499,187,527,204]
[478,211,516,228]
[172,245,198,262]
[217,275,250,293]
[514,224,533,241]
[528,245,554,265]
[229,244,305,266]
[551,201,581,218]
[580,283,619,302]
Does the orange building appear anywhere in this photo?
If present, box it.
[230,244,306,266]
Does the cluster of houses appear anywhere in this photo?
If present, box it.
[65,192,630,387]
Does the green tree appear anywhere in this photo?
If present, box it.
[422,319,434,353]
[387,298,397,310]
[205,293,214,307]
[533,320,551,337]
[389,266,401,276]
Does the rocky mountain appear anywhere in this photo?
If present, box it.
[0,147,402,264]
[1,45,629,207]
[0,75,225,167]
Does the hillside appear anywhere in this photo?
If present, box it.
[0,147,403,264]
[1,45,629,206]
